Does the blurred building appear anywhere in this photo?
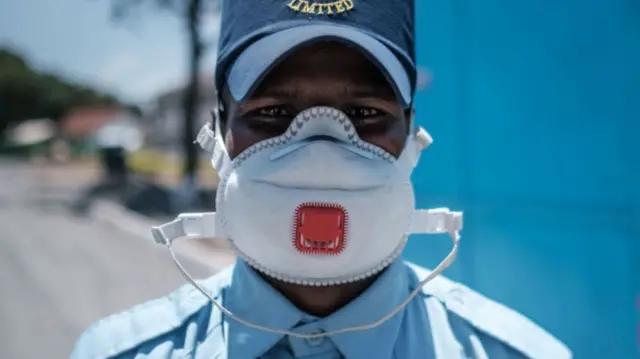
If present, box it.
[142,73,217,155]
[5,118,56,146]
[59,106,143,156]
[0,118,58,158]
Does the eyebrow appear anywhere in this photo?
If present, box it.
[252,87,298,99]
[253,83,397,101]
[343,84,396,100]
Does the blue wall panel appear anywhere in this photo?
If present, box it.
[407,0,640,358]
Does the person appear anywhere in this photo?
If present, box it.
[71,0,572,358]
[71,116,137,214]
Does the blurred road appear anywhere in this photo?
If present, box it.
[0,160,224,359]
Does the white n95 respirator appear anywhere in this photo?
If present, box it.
[151,106,462,338]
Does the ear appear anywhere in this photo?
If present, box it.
[212,106,224,140]
[209,107,221,130]
[405,108,416,130]
[217,85,237,135]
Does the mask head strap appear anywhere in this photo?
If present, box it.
[196,110,231,174]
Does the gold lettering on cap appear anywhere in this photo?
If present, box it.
[287,0,355,15]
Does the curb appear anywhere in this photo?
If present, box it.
[89,199,235,273]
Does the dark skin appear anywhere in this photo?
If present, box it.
[219,41,411,317]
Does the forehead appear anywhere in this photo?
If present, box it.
[249,42,395,99]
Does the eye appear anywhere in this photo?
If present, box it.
[345,106,387,126]
[256,106,294,120]
[345,107,381,118]
[243,105,294,135]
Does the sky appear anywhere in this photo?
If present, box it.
[0,0,220,105]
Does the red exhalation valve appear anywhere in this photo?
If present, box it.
[293,203,347,255]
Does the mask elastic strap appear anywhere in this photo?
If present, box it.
[151,208,462,339]
[196,122,230,174]
[195,124,216,154]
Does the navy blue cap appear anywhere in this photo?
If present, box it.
[216,0,416,108]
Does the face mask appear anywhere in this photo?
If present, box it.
[152,106,463,338]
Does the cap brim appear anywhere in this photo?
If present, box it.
[225,24,412,107]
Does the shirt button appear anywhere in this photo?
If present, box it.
[306,331,325,347]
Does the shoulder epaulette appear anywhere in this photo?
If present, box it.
[72,266,233,359]
[407,262,572,359]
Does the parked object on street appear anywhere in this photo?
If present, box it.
[70,111,143,214]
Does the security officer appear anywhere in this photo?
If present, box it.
[71,0,572,358]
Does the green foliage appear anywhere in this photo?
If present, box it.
[0,48,130,136]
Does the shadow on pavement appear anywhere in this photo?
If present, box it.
[70,175,217,220]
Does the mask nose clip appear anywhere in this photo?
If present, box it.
[269,107,371,161]
[269,141,312,160]
[288,106,357,144]
[269,134,374,161]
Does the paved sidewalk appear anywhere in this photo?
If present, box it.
[0,160,234,359]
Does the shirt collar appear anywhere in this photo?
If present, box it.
[321,259,408,359]
[225,259,409,359]
[225,260,304,358]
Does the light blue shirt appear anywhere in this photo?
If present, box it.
[71,259,571,359]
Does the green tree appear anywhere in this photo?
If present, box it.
[0,48,122,136]
[109,0,220,179]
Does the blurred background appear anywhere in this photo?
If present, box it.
[0,0,637,358]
